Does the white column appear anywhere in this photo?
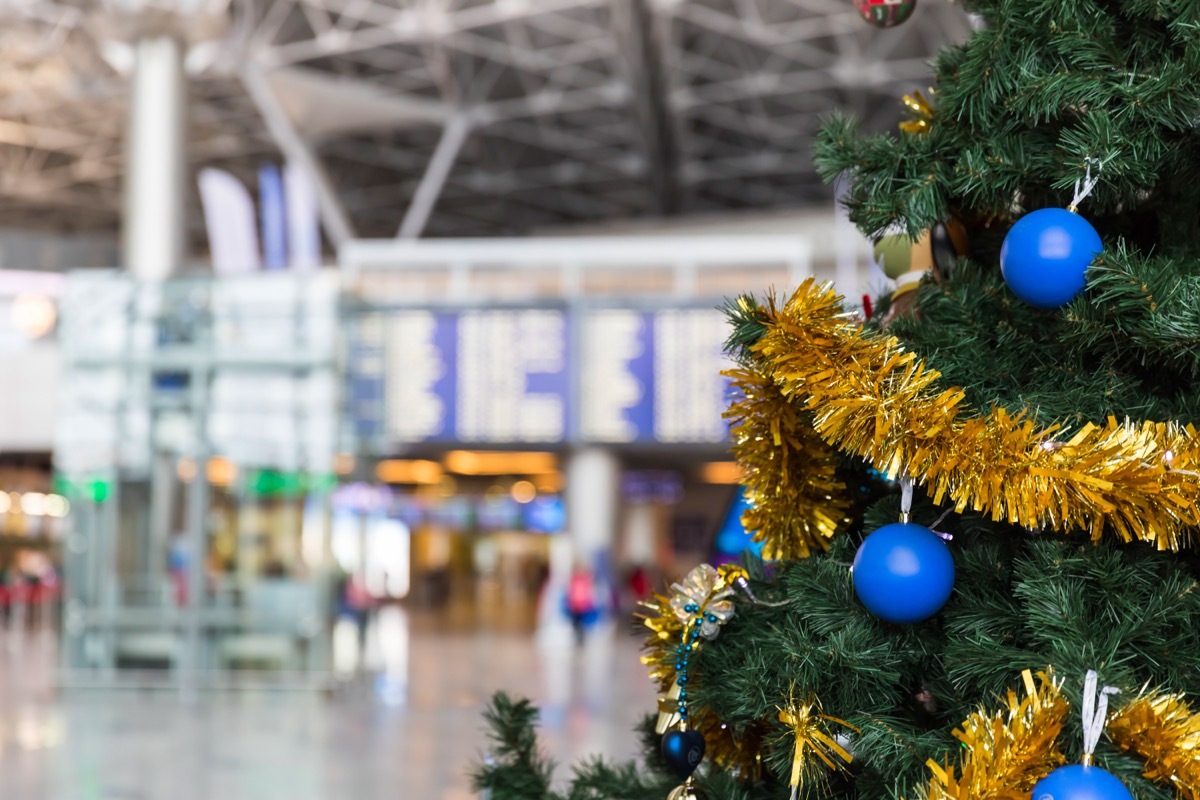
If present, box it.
[622,501,658,565]
[123,34,187,280]
[565,447,621,561]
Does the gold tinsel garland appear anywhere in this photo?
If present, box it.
[743,279,1200,550]
[1109,691,1200,800]
[724,363,852,560]
[923,670,1068,800]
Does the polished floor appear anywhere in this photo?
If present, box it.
[0,610,658,799]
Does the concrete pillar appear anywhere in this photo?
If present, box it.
[564,446,621,563]
[622,500,658,565]
[123,34,187,280]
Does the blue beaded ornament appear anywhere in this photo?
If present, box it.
[852,522,954,623]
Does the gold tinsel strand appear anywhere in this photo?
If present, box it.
[745,279,1200,550]
[724,364,852,560]
[778,692,856,797]
[1109,691,1200,800]
[922,670,1068,800]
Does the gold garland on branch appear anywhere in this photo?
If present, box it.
[724,363,852,560]
[922,669,1068,800]
[1108,690,1200,800]
[743,279,1200,550]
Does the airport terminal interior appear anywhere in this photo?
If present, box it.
[0,1,988,798]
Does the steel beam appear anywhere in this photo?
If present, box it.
[241,60,357,247]
[396,113,472,239]
[612,0,681,215]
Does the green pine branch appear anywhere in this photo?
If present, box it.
[473,692,560,800]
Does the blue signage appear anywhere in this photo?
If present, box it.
[348,305,731,447]
[383,309,569,443]
[581,308,730,443]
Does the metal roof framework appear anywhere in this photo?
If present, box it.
[0,0,971,241]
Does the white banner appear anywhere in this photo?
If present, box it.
[198,168,261,275]
[285,161,322,271]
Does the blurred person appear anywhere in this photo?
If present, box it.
[341,571,374,651]
[630,564,651,599]
[565,563,596,645]
[168,534,190,606]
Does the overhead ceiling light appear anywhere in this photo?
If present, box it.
[206,457,237,487]
[44,495,69,518]
[19,492,46,516]
[11,293,56,339]
[511,480,536,504]
[376,459,443,485]
[443,450,557,476]
[699,462,743,484]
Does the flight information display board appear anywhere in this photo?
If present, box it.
[580,308,731,443]
[346,304,731,448]
[383,308,569,443]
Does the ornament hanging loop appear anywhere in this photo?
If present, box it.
[1068,158,1104,213]
[1080,669,1120,766]
[899,478,914,524]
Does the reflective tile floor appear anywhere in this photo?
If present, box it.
[0,610,658,799]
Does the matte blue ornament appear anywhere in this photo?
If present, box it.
[1032,765,1133,800]
[852,523,954,623]
[661,729,706,780]
[1000,208,1102,308]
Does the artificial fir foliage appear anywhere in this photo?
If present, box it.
[476,1,1200,798]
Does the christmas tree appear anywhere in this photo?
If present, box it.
[475,2,1200,799]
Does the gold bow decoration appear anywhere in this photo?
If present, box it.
[899,89,936,135]
[641,563,748,693]
[737,279,1200,550]
[778,692,857,799]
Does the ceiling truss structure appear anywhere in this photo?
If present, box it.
[0,0,972,243]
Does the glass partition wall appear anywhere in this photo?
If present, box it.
[56,271,339,690]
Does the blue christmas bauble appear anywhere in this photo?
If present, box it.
[852,522,954,623]
[1000,208,1102,308]
[1032,765,1133,800]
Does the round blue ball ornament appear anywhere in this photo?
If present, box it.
[852,522,955,623]
[1000,208,1102,308]
[1032,764,1133,800]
